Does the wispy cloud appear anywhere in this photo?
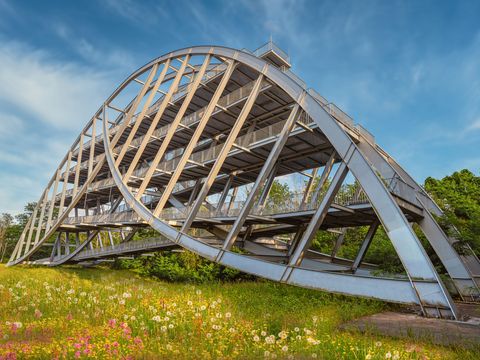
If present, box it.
[0,39,111,131]
[102,0,167,27]
[0,38,116,213]
[467,119,480,131]
[51,22,136,70]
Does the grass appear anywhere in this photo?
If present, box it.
[0,265,476,359]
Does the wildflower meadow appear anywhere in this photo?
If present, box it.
[0,265,476,359]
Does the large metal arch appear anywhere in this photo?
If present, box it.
[96,46,458,318]
[10,44,478,318]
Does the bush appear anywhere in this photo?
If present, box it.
[113,250,254,283]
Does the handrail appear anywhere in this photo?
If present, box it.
[62,185,370,227]
[253,40,290,64]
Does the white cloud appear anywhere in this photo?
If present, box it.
[0,39,111,131]
[0,113,24,138]
[467,118,480,131]
[0,39,119,214]
[102,0,167,27]
[51,22,136,70]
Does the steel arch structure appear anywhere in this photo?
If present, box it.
[8,43,480,319]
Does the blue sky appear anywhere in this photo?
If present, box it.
[0,0,479,214]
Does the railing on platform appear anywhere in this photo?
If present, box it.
[384,175,419,206]
[253,41,291,64]
[75,236,172,260]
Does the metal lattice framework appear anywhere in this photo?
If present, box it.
[8,43,480,319]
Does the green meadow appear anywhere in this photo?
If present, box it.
[0,265,477,359]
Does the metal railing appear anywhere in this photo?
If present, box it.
[75,236,172,260]
[253,41,291,64]
[63,184,371,226]
[384,175,419,206]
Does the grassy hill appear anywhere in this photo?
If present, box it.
[0,265,477,359]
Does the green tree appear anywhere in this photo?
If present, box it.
[424,169,480,255]
[15,202,36,227]
[0,213,13,262]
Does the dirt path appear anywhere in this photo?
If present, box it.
[340,305,480,348]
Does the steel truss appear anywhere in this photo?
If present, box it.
[8,43,480,319]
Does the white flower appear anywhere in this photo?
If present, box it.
[225,312,231,318]
[200,305,206,311]
[281,346,288,352]
[152,315,161,322]
[278,331,287,339]
[196,290,202,295]
[365,354,372,360]
[311,354,317,359]
[119,299,125,305]
[80,292,86,297]
[13,322,22,328]
[294,327,300,332]
[206,333,212,338]
[261,330,267,336]
[375,341,382,347]
[161,325,167,332]
[166,344,172,351]
[187,300,193,306]
[253,335,260,342]
[122,292,132,298]
[264,351,270,358]
[385,352,392,359]
[265,335,275,344]
[168,323,174,329]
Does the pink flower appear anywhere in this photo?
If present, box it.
[34,309,42,318]
[108,319,117,328]
[74,343,82,349]
[74,351,81,358]
[66,313,73,321]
